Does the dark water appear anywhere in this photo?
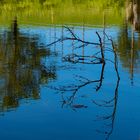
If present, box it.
[0,18,140,140]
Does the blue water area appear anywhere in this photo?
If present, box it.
[0,23,139,140]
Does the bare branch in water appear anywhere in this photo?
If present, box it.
[47,26,120,140]
[47,26,101,48]
[103,31,120,80]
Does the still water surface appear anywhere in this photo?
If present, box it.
[0,6,140,140]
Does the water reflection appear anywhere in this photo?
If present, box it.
[116,0,140,84]
[93,79,120,140]
[0,16,139,140]
[117,25,140,84]
[0,18,56,112]
[57,63,120,140]
[46,25,121,140]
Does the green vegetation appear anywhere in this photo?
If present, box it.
[0,0,125,25]
[0,0,125,9]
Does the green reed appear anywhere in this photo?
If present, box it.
[0,0,125,25]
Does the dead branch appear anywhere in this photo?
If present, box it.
[103,31,120,80]
[47,26,120,139]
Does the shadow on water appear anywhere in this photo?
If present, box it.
[0,18,56,112]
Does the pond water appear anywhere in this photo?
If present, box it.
[0,1,140,140]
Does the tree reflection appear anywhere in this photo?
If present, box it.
[118,32,140,81]
[0,18,56,112]
[117,0,140,83]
